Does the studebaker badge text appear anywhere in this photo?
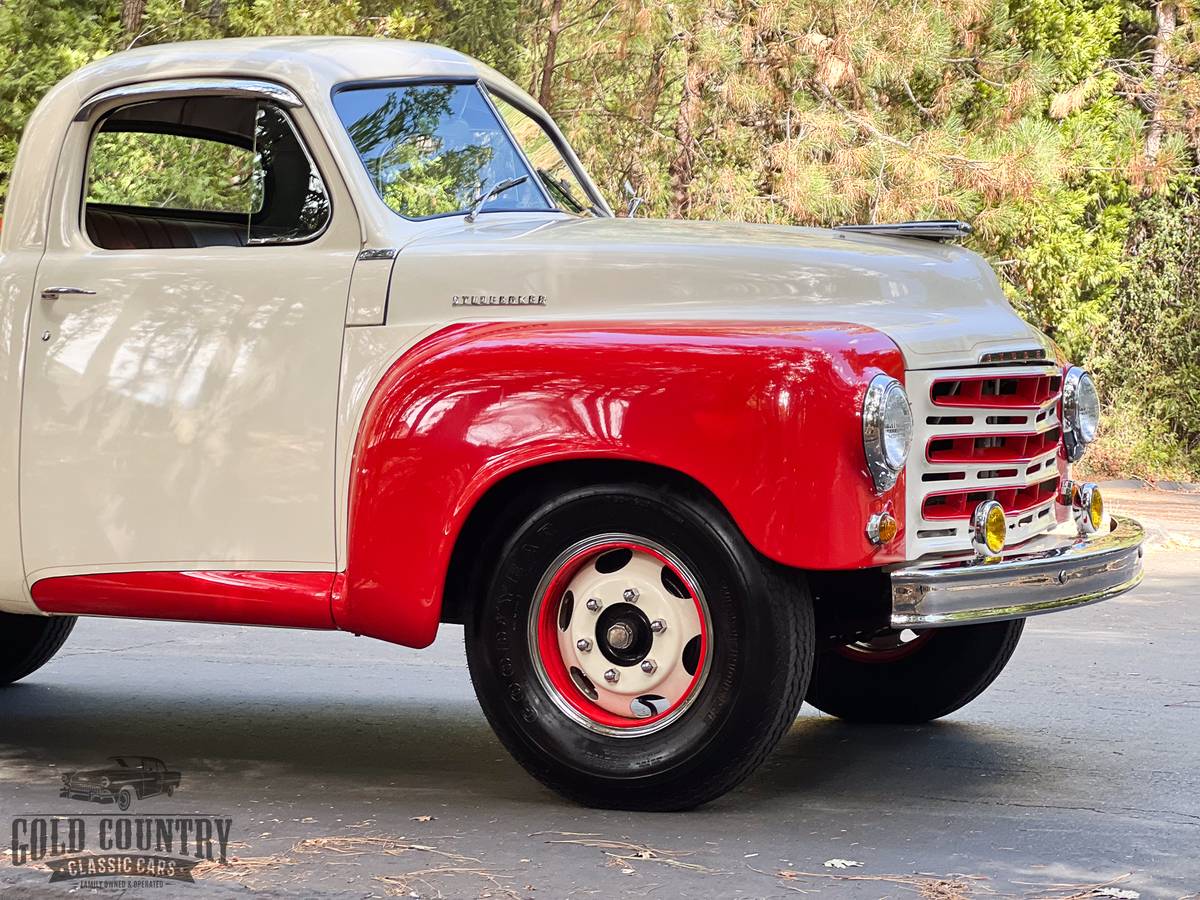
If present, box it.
[452,294,547,307]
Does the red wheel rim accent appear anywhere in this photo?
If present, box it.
[835,629,934,663]
[534,540,709,731]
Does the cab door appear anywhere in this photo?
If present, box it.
[21,86,359,589]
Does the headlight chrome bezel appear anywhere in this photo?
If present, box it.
[862,374,913,493]
[1062,366,1100,462]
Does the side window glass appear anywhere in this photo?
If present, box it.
[84,95,330,250]
[87,131,259,214]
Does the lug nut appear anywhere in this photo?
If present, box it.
[650,619,667,634]
[576,638,592,652]
[585,598,602,612]
[623,588,640,602]
[603,669,619,683]
[640,659,658,674]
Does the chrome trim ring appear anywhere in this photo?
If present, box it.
[1073,482,1102,535]
[862,374,911,493]
[891,515,1144,629]
[1062,366,1098,462]
[527,534,713,739]
[970,500,1006,556]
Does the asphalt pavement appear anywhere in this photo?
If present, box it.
[1,489,1197,899]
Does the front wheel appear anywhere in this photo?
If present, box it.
[805,619,1025,724]
[0,612,76,687]
[466,482,814,811]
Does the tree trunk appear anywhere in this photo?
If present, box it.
[668,30,704,218]
[121,0,147,36]
[537,0,564,111]
[1145,1,1177,168]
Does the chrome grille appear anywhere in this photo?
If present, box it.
[905,364,1066,559]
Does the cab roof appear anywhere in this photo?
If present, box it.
[58,37,535,114]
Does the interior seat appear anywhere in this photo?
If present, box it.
[86,206,249,250]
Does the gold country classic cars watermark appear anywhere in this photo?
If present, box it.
[10,757,231,887]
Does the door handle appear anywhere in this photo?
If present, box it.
[41,287,97,301]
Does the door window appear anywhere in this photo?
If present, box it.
[84,96,330,249]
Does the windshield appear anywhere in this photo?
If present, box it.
[334,82,568,220]
[488,92,597,217]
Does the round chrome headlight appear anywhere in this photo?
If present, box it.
[1063,367,1100,461]
[863,374,913,492]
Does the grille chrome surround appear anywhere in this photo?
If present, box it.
[905,363,1066,560]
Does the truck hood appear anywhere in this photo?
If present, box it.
[398,216,1052,370]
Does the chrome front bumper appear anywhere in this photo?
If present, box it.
[891,515,1144,629]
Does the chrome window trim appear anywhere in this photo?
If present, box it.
[74,79,303,123]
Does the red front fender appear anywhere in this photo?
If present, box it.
[338,321,906,647]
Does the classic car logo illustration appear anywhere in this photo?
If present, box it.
[10,758,230,887]
[60,756,181,811]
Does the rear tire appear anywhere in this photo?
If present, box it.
[806,619,1024,724]
[466,482,814,810]
[0,612,76,686]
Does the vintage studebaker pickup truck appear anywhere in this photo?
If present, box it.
[0,37,1144,810]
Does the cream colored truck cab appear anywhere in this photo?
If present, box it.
[0,38,1143,810]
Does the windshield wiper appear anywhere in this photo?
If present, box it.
[536,167,590,215]
[465,175,529,223]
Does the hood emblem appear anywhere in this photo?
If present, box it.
[453,294,546,307]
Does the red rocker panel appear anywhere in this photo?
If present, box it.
[32,570,337,629]
[338,321,906,648]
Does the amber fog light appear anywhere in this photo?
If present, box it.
[971,500,1006,556]
[1073,482,1104,535]
[866,512,899,545]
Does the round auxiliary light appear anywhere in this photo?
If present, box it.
[1073,482,1104,535]
[862,375,913,493]
[866,512,899,545]
[1063,367,1100,461]
[971,500,1007,556]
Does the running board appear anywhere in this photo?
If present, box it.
[834,220,972,241]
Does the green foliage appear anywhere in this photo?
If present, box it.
[1090,186,1200,473]
[1010,0,1124,84]
[87,132,259,213]
[0,0,1198,479]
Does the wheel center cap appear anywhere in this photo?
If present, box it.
[606,622,634,650]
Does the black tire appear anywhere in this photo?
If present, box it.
[465,481,814,811]
[117,787,134,811]
[0,612,76,686]
[806,619,1025,724]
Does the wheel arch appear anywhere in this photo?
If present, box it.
[439,457,733,626]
